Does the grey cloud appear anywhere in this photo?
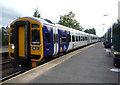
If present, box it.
[1,6,22,27]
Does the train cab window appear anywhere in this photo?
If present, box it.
[32,29,40,45]
[45,33,51,44]
[68,35,71,42]
[54,34,58,43]
[10,29,14,44]
[61,35,66,43]
[79,36,81,41]
[72,35,75,42]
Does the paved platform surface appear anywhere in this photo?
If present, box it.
[3,42,119,83]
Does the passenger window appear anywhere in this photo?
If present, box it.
[79,36,81,41]
[61,35,66,43]
[72,35,75,42]
[10,29,14,44]
[76,36,78,42]
[45,33,51,44]
[68,35,71,42]
[81,36,83,41]
[32,29,40,45]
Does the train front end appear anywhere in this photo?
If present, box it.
[9,17,44,69]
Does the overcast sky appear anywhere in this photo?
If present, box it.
[0,0,119,37]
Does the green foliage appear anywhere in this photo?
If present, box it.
[84,28,96,35]
[58,12,83,31]
[33,8,41,18]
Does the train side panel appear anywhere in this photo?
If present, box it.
[42,25,54,58]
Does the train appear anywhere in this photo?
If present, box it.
[103,21,120,67]
[9,17,99,69]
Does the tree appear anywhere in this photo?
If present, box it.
[33,8,41,18]
[58,12,83,31]
[84,28,96,35]
[1,26,9,45]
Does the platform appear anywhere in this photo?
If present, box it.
[2,42,119,83]
[0,46,9,53]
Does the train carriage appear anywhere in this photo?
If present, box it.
[9,17,99,69]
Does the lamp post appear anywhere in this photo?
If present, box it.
[103,14,109,41]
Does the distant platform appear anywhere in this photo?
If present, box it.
[0,46,9,53]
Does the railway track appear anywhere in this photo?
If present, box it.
[1,52,13,70]
[1,61,13,70]
[0,55,57,82]
[1,71,22,81]
[0,52,14,81]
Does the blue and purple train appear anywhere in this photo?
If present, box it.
[9,17,99,68]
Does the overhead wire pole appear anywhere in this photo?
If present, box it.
[103,14,108,41]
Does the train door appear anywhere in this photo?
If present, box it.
[19,26,25,57]
[87,35,90,44]
[53,27,58,55]
[43,26,54,57]
[14,21,30,60]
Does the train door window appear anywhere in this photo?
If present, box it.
[79,36,81,41]
[68,35,71,42]
[10,29,14,44]
[32,29,40,45]
[45,32,51,44]
[54,34,58,43]
[61,35,66,43]
[72,35,75,42]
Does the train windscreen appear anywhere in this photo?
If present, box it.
[32,29,40,45]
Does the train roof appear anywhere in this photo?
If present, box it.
[12,16,98,37]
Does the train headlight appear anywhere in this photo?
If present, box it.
[11,45,15,49]
[32,47,36,50]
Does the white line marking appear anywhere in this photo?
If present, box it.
[110,68,120,72]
